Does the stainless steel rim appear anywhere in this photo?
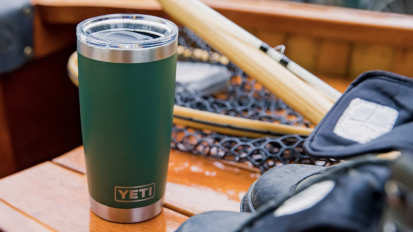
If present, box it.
[90,197,163,223]
[77,39,177,63]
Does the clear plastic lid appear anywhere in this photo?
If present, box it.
[76,14,178,50]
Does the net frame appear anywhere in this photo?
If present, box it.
[173,27,338,172]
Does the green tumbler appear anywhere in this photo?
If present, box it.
[76,14,178,223]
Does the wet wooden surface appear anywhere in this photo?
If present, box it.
[0,162,188,232]
[0,146,259,231]
[53,147,259,216]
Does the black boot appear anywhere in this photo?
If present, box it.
[240,164,327,213]
[176,157,392,232]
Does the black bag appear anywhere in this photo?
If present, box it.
[305,71,413,159]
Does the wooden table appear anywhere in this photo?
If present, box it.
[0,147,259,231]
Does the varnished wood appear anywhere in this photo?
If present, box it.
[393,48,413,78]
[256,31,285,48]
[33,6,77,59]
[317,40,350,76]
[350,43,395,79]
[205,0,413,48]
[33,1,168,59]
[32,0,413,48]
[0,200,53,232]
[31,0,413,80]
[173,105,314,137]
[0,47,82,172]
[0,80,16,178]
[53,146,86,173]
[53,147,258,216]
[0,162,188,232]
[318,74,352,93]
[165,150,259,215]
[285,35,318,72]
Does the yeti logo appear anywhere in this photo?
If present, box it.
[115,183,155,202]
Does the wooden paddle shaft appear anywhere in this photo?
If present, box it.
[157,0,333,124]
[190,0,341,101]
[173,105,313,137]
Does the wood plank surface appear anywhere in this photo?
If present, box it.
[0,162,187,232]
[317,40,350,76]
[285,35,319,72]
[393,48,413,78]
[0,47,83,172]
[53,147,258,216]
[207,0,413,48]
[257,31,286,48]
[350,43,395,78]
[0,200,53,232]
[33,6,77,59]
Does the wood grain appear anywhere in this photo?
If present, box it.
[32,0,413,81]
[53,147,258,215]
[0,47,82,172]
[33,4,167,59]
[317,40,350,76]
[285,35,319,72]
[393,48,413,78]
[205,0,413,48]
[257,31,286,48]
[317,74,352,94]
[0,80,16,178]
[0,162,188,232]
[53,146,86,173]
[0,200,53,232]
[33,6,76,59]
[32,0,413,80]
[350,43,395,79]
[245,28,258,37]
[173,105,314,137]
[33,0,413,48]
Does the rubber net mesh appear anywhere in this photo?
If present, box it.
[172,27,337,173]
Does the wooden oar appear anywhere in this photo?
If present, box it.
[173,105,313,137]
[188,0,341,101]
[157,0,333,125]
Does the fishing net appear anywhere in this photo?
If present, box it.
[172,27,338,173]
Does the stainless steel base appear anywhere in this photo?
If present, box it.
[90,197,163,223]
